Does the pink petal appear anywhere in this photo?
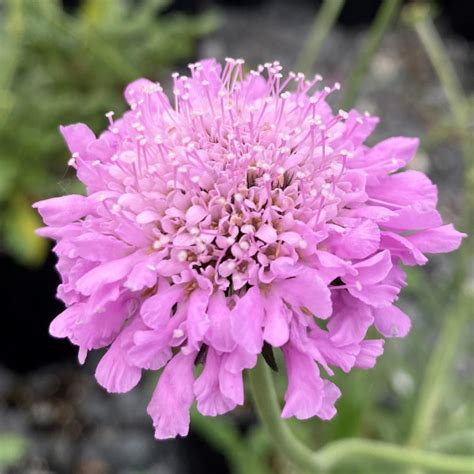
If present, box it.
[311,334,359,373]
[373,305,411,338]
[71,233,131,262]
[60,123,96,156]
[255,224,278,244]
[348,283,400,308]
[223,346,257,373]
[194,348,236,416]
[355,136,419,175]
[384,208,442,231]
[344,111,379,148]
[128,329,172,370]
[33,195,93,227]
[344,205,397,222]
[140,283,183,329]
[95,320,143,393]
[263,295,290,347]
[136,210,161,224]
[219,365,244,405]
[368,170,437,209]
[185,205,208,226]
[281,344,324,419]
[124,257,161,292]
[205,291,236,352]
[124,78,155,105]
[406,224,466,254]
[76,253,142,296]
[277,270,332,318]
[316,380,341,420]
[49,304,82,339]
[332,220,380,260]
[328,293,374,345]
[354,339,385,369]
[186,289,210,350]
[349,250,393,285]
[70,295,129,350]
[230,287,264,354]
[380,232,428,266]
[147,352,196,439]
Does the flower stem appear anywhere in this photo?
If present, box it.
[316,438,474,472]
[341,0,402,110]
[295,0,345,75]
[407,294,471,448]
[249,357,474,472]
[409,6,467,130]
[249,357,320,473]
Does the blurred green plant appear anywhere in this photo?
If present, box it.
[0,0,217,266]
[0,433,26,468]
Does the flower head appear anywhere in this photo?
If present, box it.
[34,58,465,439]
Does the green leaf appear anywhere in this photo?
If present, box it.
[0,433,26,467]
[4,196,48,267]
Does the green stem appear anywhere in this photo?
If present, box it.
[408,4,473,215]
[295,0,345,75]
[429,429,474,452]
[249,357,320,473]
[341,0,402,109]
[316,438,474,472]
[249,358,474,472]
[407,292,471,448]
[412,12,467,130]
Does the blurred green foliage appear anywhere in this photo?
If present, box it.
[0,433,26,468]
[0,0,217,266]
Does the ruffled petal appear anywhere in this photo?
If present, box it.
[354,340,385,369]
[263,294,290,347]
[328,293,374,345]
[230,287,264,354]
[147,352,196,439]
[374,305,411,338]
[331,220,380,260]
[60,123,96,156]
[316,380,341,420]
[205,291,236,352]
[95,319,143,393]
[140,283,184,329]
[281,344,324,420]
[194,348,236,416]
[277,270,332,318]
[33,195,93,227]
[407,224,466,254]
[186,289,211,350]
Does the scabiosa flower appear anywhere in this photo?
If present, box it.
[34,58,465,439]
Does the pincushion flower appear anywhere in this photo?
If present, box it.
[34,58,465,439]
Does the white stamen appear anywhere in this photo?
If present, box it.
[177,250,188,262]
[239,241,250,251]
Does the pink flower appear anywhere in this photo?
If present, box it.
[34,59,466,439]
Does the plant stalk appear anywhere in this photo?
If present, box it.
[341,0,402,109]
[295,0,345,75]
[249,357,320,473]
[249,357,474,472]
